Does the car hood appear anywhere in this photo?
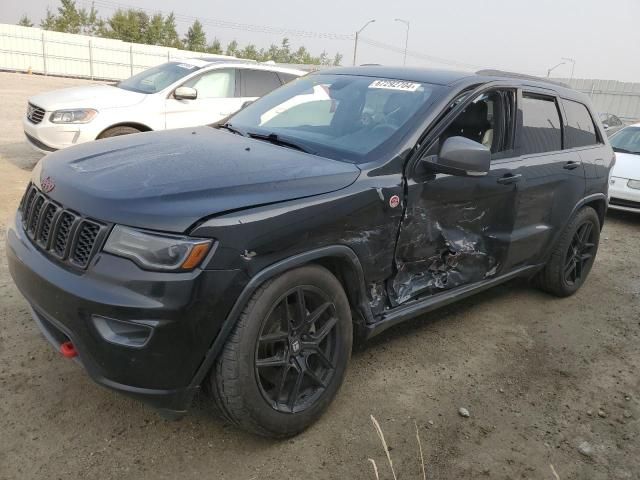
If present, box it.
[613,152,640,180]
[28,84,146,111]
[32,127,360,232]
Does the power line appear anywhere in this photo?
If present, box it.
[77,0,498,70]
[82,0,355,40]
[359,37,481,70]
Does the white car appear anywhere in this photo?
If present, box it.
[23,59,305,153]
[609,123,640,213]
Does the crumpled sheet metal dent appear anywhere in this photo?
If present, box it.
[391,205,499,305]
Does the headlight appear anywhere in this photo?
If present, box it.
[103,225,213,271]
[49,109,97,124]
[628,179,640,190]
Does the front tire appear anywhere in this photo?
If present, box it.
[97,126,142,139]
[536,206,600,297]
[208,265,352,438]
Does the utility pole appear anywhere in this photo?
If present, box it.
[395,19,410,66]
[353,19,376,66]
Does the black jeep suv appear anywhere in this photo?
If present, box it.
[7,67,614,437]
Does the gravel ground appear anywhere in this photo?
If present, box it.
[0,72,639,480]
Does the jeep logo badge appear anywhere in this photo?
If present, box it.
[40,176,55,194]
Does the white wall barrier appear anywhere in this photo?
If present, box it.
[0,23,233,81]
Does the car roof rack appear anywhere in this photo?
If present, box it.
[193,57,257,64]
[476,69,570,88]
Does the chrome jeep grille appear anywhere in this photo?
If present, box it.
[26,103,45,124]
[19,184,108,269]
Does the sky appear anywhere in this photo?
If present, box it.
[2,0,639,82]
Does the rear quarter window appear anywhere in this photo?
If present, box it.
[563,99,600,148]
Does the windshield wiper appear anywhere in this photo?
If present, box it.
[217,123,244,136]
[247,132,310,153]
[613,147,630,153]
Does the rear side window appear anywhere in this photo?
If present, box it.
[519,94,562,155]
[563,99,599,148]
[277,72,299,84]
[242,70,283,97]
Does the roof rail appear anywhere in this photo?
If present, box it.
[476,69,570,88]
[193,56,257,64]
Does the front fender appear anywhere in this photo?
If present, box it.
[187,244,372,393]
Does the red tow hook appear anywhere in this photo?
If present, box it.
[59,341,78,359]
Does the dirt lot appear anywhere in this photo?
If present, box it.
[0,71,638,480]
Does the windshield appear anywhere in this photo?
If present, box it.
[117,62,200,94]
[226,74,440,163]
[610,127,640,154]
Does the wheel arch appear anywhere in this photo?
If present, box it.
[188,245,373,392]
[582,196,607,229]
[96,122,153,139]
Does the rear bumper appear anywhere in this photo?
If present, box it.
[6,211,247,415]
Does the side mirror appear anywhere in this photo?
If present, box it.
[241,100,255,109]
[423,136,491,177]
[174,86,197,100]
[602,123,609,130]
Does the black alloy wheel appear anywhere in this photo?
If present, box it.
[255,286,339,414]
[535,206,600,297]
[209,265,352,438]
[563,221,596,286]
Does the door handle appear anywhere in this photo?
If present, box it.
[563,161,581,170]
[497,173,522,185]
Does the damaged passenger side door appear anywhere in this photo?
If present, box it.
[391,88,521,305]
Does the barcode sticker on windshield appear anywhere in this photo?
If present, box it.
[369,80,421,91]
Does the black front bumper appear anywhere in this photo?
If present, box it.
[6,212,247,416]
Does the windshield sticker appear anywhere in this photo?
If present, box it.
[369,80,421,92]
[176,63,197,70]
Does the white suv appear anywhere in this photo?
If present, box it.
[23,59,305,153]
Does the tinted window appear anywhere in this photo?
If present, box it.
[564,99,599,148]
[182,69,235,98]
[520,95,562,154]
[242,70,283,97]
[277,72,299,84]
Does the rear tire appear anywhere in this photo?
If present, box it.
[208,265,352,438]
[536,206,600,297]
[97,126,142,139]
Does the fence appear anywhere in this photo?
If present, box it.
[554,77,640,123]
[0,23,234,81]
[2,24,640,122]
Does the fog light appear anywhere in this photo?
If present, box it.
[92,315,154,348]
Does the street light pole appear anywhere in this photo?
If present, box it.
[395,18,410,66]
[353,19,376,66]
[547,61,565,78]
[561,57,576,80]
